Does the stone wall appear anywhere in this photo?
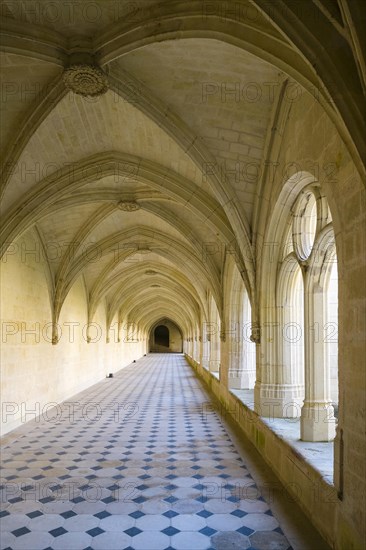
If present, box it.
[266,91,365,550]
[0,230,145,435]
[186,355,364,550]
[185,89,366,550]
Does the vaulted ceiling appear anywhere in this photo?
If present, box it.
[1,0,364,337]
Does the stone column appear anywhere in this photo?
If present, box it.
[209,333,220,373]
[254,263,305,419]
[198,335,203,366]
[300,281,336,441]
[218,331,229,387]
[228,335,242,389]
[254,318,302,419]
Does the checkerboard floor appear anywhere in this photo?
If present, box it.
[1,354,294,550]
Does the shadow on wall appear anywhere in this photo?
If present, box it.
[149,319,183,353]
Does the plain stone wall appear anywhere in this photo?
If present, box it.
[0,231,145,435]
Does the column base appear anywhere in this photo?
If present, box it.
[300,402,336,441]
[254,382,304,418]
[201,356,209,370]
[228,369,255,390]
[209,359,220,373]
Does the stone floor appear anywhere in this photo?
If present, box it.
[0,354,330,550]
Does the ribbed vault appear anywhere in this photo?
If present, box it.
[0,0,364,347]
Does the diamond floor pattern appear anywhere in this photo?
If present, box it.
[1,354,296,549]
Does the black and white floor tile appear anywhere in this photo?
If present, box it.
[1,354,292,550]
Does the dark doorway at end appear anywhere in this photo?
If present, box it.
[149,319,183,353]
[154,325,169,348]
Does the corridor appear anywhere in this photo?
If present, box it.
[1,355,329,550]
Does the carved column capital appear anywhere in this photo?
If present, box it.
[250,325,261,344]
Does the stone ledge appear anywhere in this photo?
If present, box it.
[230,389,334,482]
[185,354,341,550]
[188,358,334,482]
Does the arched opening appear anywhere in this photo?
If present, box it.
[154,325,169,347]
[242,290,256,389]
[149,319,183,353]
[208,295,221,376]
[326,258,338,414]
[228,284,256,390]
[293,189,317,260]
[275,256,305,418]
[300,223,338,442]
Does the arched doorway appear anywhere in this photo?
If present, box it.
[154,325,169,348]
[149,319,183,352]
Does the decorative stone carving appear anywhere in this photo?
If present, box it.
[63,64,108,97]
[118,200,140,211]
[52,323,60,345]
[250,325,261,344]
[220,331,226,342]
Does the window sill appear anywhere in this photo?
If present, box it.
[230,388,334,483]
